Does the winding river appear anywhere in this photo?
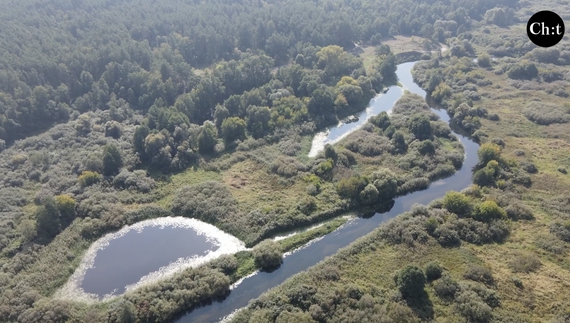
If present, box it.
[175,61,479,323]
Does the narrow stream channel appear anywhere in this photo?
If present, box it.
[175,61,479,323]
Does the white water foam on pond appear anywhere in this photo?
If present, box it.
[308,130,330,158]
[55,217,247,303]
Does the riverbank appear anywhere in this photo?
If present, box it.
[175,60,477,323]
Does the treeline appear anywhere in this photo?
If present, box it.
[0,0,518,144]
[131,45,396,173]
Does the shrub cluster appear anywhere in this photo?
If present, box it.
[524,101,570,125]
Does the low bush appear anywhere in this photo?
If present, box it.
[433,223,461,247]
[379,215,430,247]
[524,101,570,125]
[535,234,567,255]
[297,196,317,215]
[279,136,303,156]
[505,203,534,220]
[397,177,430,195]
[252,239,283,270]
[343,130,392,157]
[472,201,506,222]
[78,171,101,187]
[425,261,443,281]
[112,169,156,192]
[463,265,495,285]
[514,149,525,156]
[171,181,240,227]
[442,191,472,216]
[454,290,493,323]
[394,265,426,299]
[465,282,501,308]
[433,273,459,300]
[508,251,542,273]
[520,161,538,174]
[445,218,509,244]
[210,254,239,275]
[270,156,308,178]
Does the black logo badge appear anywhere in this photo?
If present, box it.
[527,11,565,48]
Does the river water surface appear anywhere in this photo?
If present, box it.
[176,61,479,323]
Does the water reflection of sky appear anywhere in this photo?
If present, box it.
[309,86,404,157]
[81,225,218,298]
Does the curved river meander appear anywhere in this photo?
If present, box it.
[175,61,480,323]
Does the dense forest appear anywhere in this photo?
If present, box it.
[6,0,566,322]
[0,0,517,145]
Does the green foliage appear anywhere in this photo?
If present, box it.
[417,140,435,155]
[425,261,443,281]
[472,167,496,187]
[408,115,432,140]
[433,273,459,300]
[425,218,439,235]
[324,144,338,163]
[370,111,391,130]
[443,191,472,216]
[369,168,399,200]
[337,175,368,200]
[431,82,452,102]
[105,121,122,139]
[477,143,501,166]
[0,1,527,322]
[214,105,230,129]
[454,290,493,323]
[247,106,272,139]
[221,117,247,144]
[317,46,361,82]
[252,239,283,270]
[34,197,62,241]
[133,125,150,156]
[392,131,408,153]
[171,181,239,229]
[394,265,426,299]
[359,184,380,205]
[477,53,492,68]
[308,88,336,126]
[507,62,538,80]
[472,201,506,222]
[78,171,102,187]
[107,300,137,323]
[198,121,218,153]
[314,158,334,180]
[102,143,123,176]
[55,194,76,225]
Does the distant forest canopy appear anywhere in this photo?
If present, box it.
[0,0,518,144]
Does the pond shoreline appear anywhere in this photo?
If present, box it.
[55,217,247,303]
